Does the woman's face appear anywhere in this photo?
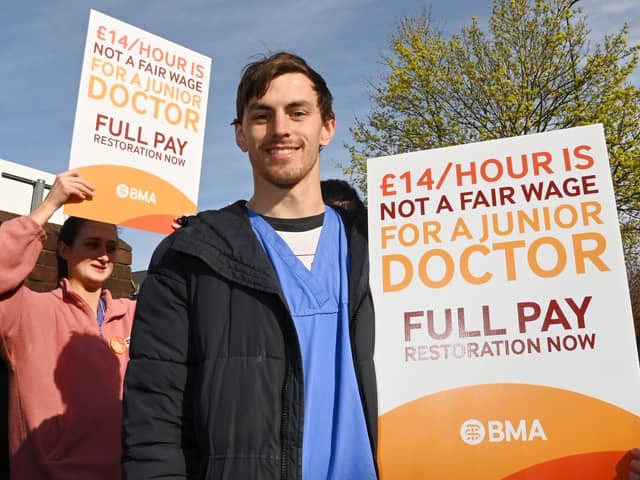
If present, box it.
[59,221,117,291]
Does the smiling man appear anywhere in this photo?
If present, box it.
[122,52,378,479]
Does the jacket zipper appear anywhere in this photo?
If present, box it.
[276,291,304,480]
[280,365,290,480]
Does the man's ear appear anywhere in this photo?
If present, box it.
[319,116,336,148]
[234,122,248,152]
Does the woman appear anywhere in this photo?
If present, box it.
[0,170,135,479]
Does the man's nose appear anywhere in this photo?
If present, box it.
[271,110,290,137]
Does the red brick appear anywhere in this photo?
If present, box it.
[115,247,132,265]
[42,230,60,251]
[24,279,58,292]
[113,264,131,280]
[0,212,17,223]
[105,278,134,299]
[37,250,57,269]
[30,264,58,283]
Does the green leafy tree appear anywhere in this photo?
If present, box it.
[347,0,640,237]
[625,243,640,341]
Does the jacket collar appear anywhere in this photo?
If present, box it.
[169,200,370,305]
[58,278,128,323]
[171,201,282,293]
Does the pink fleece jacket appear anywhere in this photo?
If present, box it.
[0,216,136,479]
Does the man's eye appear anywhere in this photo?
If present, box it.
[291,111,307,118]
[107,244,117,254]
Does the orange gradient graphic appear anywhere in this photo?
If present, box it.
[64,164,196,233]
[378,384,640,479]
[504,451,631,480]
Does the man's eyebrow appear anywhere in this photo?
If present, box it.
[247,100,315,111]
[246,103,271,111]
[285,100,314,109]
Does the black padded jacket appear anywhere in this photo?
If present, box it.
[122,201,378,479]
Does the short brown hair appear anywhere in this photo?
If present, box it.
[234,52,334,124]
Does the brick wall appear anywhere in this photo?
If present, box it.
[0,211,134,298]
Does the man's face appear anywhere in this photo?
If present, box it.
[234,72,336,190]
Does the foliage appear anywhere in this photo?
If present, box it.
[346,0,640,232]
[623,219,640,333]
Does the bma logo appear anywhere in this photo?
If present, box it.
[460,419,547,445]
[115,184,157,205]
[460,419,485,445]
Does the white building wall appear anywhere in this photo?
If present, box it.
[0,159,64,225]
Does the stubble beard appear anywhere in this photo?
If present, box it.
[258,152,320,190]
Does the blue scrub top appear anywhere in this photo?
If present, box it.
[249,207,376,480]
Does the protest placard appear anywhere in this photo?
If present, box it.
[65,10,211,233]
[367,124,640,478]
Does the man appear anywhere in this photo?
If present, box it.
[122,52,378,479]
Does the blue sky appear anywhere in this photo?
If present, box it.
[1,0,637,271]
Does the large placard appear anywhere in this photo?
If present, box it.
[368,125,640,478]
[65,10,211,233]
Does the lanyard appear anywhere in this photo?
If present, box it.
[97,297,106,326]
